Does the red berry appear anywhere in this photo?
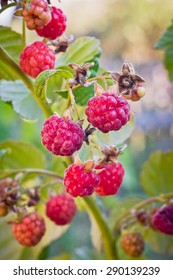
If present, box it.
[46,194,77,225]
[94,162,124,196]
[22,0,51,30]
[121,232,145,257]
[41,115,85,156]
[19,41,55,78]
[85,93,130,133]
[151,205,173,235]
[36,6,67,40]
[64,163,100,197]
[12,213,46,247]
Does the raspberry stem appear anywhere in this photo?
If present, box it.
[82,196,118,260]
[22,17,26,47]
[1,168,63,181]
[114,192,173,231]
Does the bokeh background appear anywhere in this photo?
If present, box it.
[0,0,173,260]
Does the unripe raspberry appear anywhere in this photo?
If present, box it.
[41,115,85,156]
[19,41,55,78]
[94,162,124,196]
[85,93,130,133]
[46,194,77,225]
[121,232,144,257]
[12,212,46,247]
[64,163,100,197]
[36,6,67,40]
[22,0,51,30]
[151,205,173,235]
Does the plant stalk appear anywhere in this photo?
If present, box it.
[1,168,63,181]
[82,196,118,260]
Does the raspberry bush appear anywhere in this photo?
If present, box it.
[0,0,173,260]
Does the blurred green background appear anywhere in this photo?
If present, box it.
[0,0,173,260]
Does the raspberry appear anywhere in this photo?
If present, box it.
[85,93,130,133]
[121,232,144,257]
[94,162,124,196]
[151,205,173,235]
[41,115,85,156]
[64,163,100,197]
[22,0,51,30]
[46,194,77,225]
[36,6,67,40]
[19,41,55,78]
[12,212,45,247]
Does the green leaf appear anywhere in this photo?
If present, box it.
[0,140,46,171]
[0,26,23,80]
[57,36,101,66]
[155,24,173,81]
[144,228,173,254]
[34,68,74,103]
[141,150,173,196]
[155,23,173,52]
[164,51,173,81]
[73,84,94,106]
[0,80,42,120]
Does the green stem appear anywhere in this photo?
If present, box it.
[82,196,118,260]
[114,192,173,231]
[2,168,63,181]
[22,18,26,47]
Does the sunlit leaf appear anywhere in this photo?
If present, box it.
[140,151,173,196]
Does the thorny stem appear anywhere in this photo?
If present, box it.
[114,192,173,231]
[82,196,118,260]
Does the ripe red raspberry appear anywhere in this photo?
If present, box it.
[94,162,124,196]
[22,0,51,30]
[151,205,173,235]
[12,212,46,247]
[41,115,85,156]
[64,163,100,197]
[121,232,145,257]
[46,194,77,225]
[19,41,55,78]
[36,6,67,40]
[85,93,130,133]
